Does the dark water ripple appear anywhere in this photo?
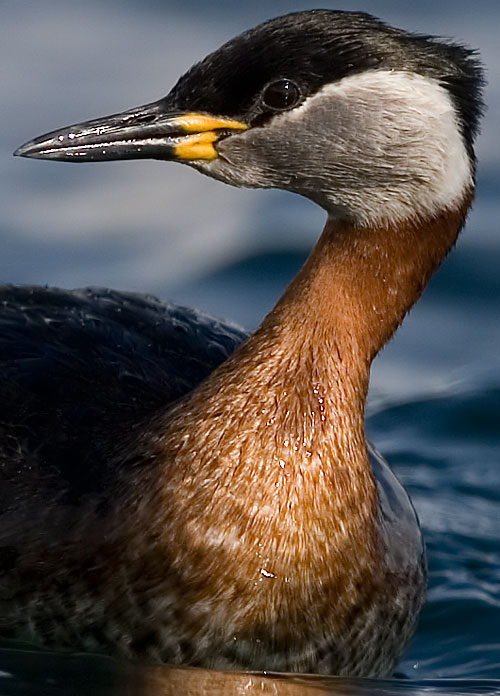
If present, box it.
[369,385,500,680]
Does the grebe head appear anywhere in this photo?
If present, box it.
[15,10,483,227]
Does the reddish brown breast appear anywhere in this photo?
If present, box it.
[112,203,474,672]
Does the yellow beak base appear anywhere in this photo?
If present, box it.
[173,114,248,161]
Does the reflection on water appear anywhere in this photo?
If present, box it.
[1,646,499,696]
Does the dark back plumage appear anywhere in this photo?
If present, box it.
[0,286,245,506]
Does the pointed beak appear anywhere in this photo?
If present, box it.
[14,99,247,163]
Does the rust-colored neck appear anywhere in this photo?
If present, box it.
[144,198,473,514]
[146,198,471,522]
[267,198,472,373]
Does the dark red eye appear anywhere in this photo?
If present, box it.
[261,79,301,111]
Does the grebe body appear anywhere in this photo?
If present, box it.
[5,10,483,676]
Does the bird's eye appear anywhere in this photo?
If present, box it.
[261,79,301,111]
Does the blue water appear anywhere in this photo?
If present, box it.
[1,1,499,694]
[371,386,500,680]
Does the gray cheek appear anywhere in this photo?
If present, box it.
[214,122,336,207]
[212,92,432,219]
[214,130,290,189]
[215,99,397,191]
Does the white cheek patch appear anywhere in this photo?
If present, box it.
[206,69,473,226]
[279,70,473,224]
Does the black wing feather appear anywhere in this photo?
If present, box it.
[0,285,246,505]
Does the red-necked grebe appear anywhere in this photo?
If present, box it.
[7,9,483,676]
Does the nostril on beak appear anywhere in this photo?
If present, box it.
[133,113,157,126]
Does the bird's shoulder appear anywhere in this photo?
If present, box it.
[0,284,247,507]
